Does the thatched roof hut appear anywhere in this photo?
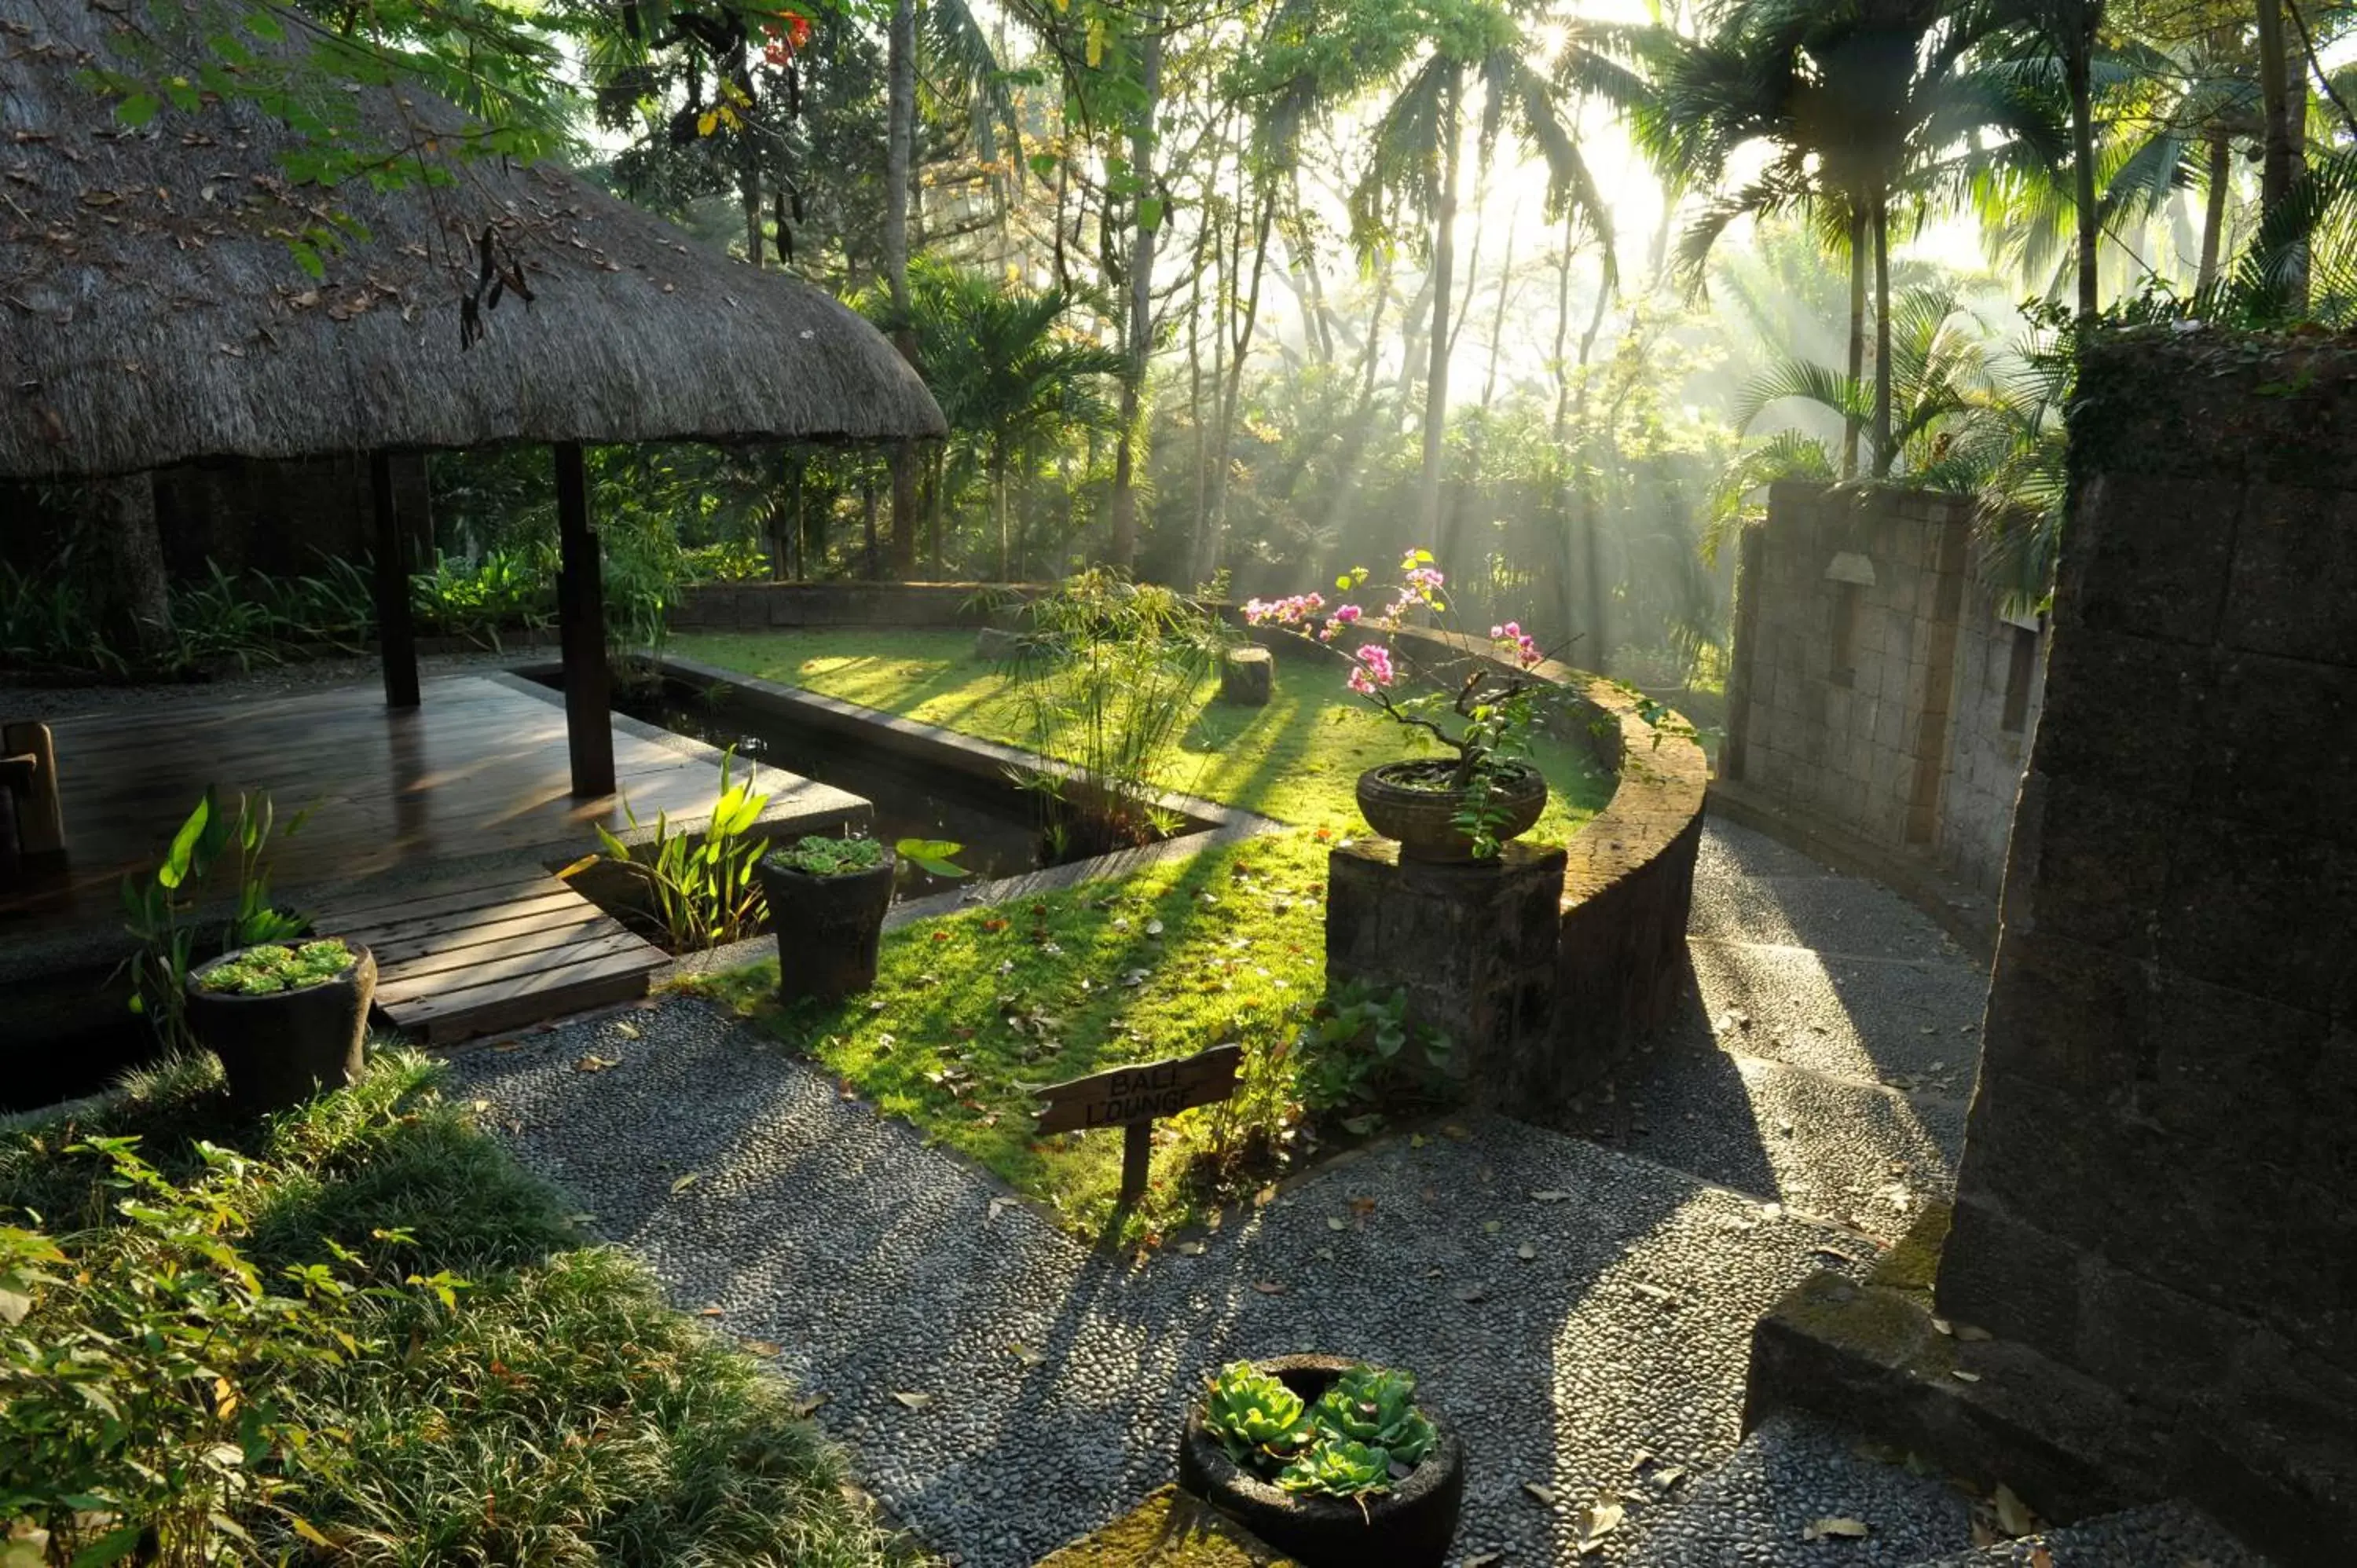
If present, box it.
[0,0,945,482]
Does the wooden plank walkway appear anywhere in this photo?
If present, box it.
[0,672,857,931]
[308,866,669,1046]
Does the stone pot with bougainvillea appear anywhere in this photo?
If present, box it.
[1244,551,1564,863]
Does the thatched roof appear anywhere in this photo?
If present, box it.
[0,0,945,482]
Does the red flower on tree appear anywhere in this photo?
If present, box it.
[761,9,812,66]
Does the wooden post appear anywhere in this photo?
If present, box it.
[370,452,420,709]
[554,441,615,798]
[1120,1123,1152,1211]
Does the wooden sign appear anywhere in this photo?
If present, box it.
[1032,1045,1243,1208]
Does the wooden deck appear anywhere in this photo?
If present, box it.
[307,866,670,1045]
[0,672,860,933]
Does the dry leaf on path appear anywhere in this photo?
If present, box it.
[1952,1368,1983,1383]
[1530,1189,1571,1202]
[669,1173,699,1194]
[1577,1498,1625,1552]
[792,1392,829,1418]
[746,1340,782,1357]
[1803,1516,1871,1541]
[1454,1284,1489,1303]
[890,1390,933,1410]
[1009,1345,1047,1370]
[1993,1483,2037,1537]
[1522,1482,1557,1506]
[1517,1243,1538,1261]
[573,1054,618,1073]
[1252,1280,1287,1295]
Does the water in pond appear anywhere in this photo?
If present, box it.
[604,679,1079,902]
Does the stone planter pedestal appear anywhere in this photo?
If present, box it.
[1219,646,1274,705]
[1324,839,1564,1102]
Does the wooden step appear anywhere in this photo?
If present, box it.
[323,870,669,1046]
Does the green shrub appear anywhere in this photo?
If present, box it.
[0,1055,896,1568]
[574,749,770,950]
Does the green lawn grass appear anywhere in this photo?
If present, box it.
[1,1055,907,1568]
[672,626,1616,837]
[673,626,1621,1242]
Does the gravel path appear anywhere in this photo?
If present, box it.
[438,819,2005,1566]
[450,998,1883,1567]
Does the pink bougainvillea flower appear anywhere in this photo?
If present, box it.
[1347,665,1376,695]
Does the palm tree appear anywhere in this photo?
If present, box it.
[1332,1,1633,545]
[1645,0,2062,476]
[887,262,1129,578]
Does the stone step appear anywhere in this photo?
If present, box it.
[1901,1500,2274,1567]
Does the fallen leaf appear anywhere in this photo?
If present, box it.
[1932,1316,1955,1335]
[1483,1220,1502,1236]
[1314,1247,1335,1261]
[574,1054,619,1073]
[1409,1133,1429,1149]
[1454,1284,1488,1303]
[1952,1368,1982,1383]
[890,1390,933,1410]
[1175,1240,1206,1256]
[1648,1464,1688,1491]
[1442,1123,1471,1140]
[1145,918,1164,936]
[1523,1482,1557,1506]
[1954,1324,1993,1342]
[1009,1344,1046,1369]
[1992,1483,2036,1537]
[669,1173,700,1194]
[1577,1497,1625,1552]
[1803,1516,1871,1541]
[614,1020,642,1040]
[1530,1189,1571,1202]
[1328,1216,1349,1231]
[1465,1555,1502,1568]
[988,1196,1018,1221]
[1252,1280,1287,1295]
[697,1306,724,1318]
[791,1392,829,1418]
[2027,1548,2053,1568]
[746,1339,782,1357]
[490,1039,522,1052]
[1516,1243,1538,1261]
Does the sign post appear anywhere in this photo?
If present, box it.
[1032,1044,1244,1210]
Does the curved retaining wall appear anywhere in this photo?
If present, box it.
[1310,625,1708,1106]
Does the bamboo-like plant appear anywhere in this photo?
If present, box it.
[574,749,771,950]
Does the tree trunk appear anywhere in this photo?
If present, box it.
[1415,65,1461,545]
[1871,192,1893,478]
[2069,49,2099,320]
[1105,4,1164,571]
[1841,204,1866,478]
[742,165,763,269]
[2198,129,2231,294]
[90,472,174,659]
[1550,209,1576,445]
[1200,188,1276,584]
[885,0,920,575]
[2256,0,2295,218]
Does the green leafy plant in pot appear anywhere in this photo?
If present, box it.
[1245,550,1566,862]
[183,937,375,1115]
[1178,1356,1464,1565]
[756,833,966,1002]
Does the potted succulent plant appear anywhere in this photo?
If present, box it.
[183,937,375,1115]
[1245,551,1560,862]
[755,833,966,1002]
[1177,1356,1464,1566]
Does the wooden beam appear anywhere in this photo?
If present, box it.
[370,451,420,710]
[553,441,615,798]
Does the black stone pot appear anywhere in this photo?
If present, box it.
[1356,760,1546,863]
[184,944,375,1116]
[757,848,896,1002]
[1177,1354,1465,1568]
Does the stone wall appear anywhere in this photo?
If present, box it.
[1322,628,1707,1108]
[672,581,1038,631]
[1721,482,2049,898]
[1935,330,2357,1561]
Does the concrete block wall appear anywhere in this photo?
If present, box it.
[1724,481,2049,897]
[1935,330,2357,1562]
